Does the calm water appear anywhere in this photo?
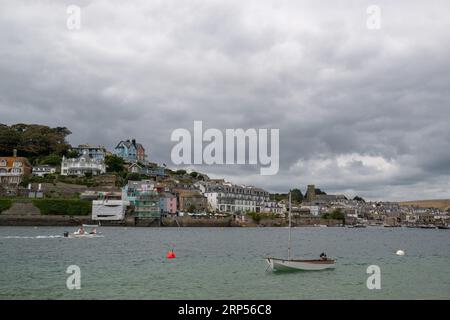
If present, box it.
[0,226,449,299]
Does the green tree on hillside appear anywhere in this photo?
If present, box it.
[190,171,198,178]
[105,154,125,173]
[290,188,304,203]
[39,154,62,166]
[0,124,71,163]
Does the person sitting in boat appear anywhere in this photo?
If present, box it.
[77,227,85,235]
[320,252,328,261]
[90,228,97,235]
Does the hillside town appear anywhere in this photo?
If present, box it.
[0,130,449,228]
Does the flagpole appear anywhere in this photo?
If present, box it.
[288,191,292,260]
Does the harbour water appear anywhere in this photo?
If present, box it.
[0,226,449,299]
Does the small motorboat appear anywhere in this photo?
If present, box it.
[64,225,103,238]
[437,225,449,230]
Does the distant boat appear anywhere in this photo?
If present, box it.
[266,193,336,272]
[419,224,436,229]
[354,224,367,228]
[437,225,449,230]
[64,225,103,238]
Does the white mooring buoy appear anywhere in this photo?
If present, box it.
[396,250,405,256]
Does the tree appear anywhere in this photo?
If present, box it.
[187,204,196,213]
[39,154,62,166]
[66,150,79,158]
[247,211,261,224]
[125,173,141,182]
[0,123,71,162]
[84,172,93,178]
[353,196,365,202]
[189,171,198,178]
[105,155,125,173]
[270,193,287,202]
[322,209,345,223]
[175,169,187,175]
[290,188,304,203]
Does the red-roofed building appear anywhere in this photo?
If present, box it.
[0,150,32,185]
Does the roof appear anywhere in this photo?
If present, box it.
[115,139,145,151]
[33,165,56,169]
[74,144,106,150]
[0,157,32,168]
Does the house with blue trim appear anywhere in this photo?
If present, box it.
[114,139,146,163]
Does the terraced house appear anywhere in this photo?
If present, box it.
[0,150,32,185]
[203,182,270,214]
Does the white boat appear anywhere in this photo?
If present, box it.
[266,257,336,271]
[64,225,103,238]
[66,233,104,238]
[266,192,336,272]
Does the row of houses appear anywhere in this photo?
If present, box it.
[89,178,272,222]
[0,138,163,185]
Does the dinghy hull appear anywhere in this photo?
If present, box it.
[266,257,336,271]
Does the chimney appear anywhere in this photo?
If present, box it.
[13,149,17,157]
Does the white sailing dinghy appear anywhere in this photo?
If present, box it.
[266,193,336,271]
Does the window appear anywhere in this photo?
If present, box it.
[0,160,6,167]
[13,161,23,167]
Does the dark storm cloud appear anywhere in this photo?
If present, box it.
[1,0,450,200]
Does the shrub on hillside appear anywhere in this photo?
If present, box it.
[0,199,13,213]
[32,199,91,216]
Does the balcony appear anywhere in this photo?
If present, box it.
[0,172,21,177]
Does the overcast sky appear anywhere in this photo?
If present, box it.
[1,0,449,201]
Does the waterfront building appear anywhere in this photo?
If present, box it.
[32,165,57,177]
[134,190,161,218]
[262,201,284,215]
[71,144,107,161]
[123,180,155,205]
[174,189,208,213]
[159,192,177,215]
[60,154,106,176]
[92,192,128,221]
[114,139,147,163]
[203,182,270,213]
[299,205,320,216]
[0,150,32,185]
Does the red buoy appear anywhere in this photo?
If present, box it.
[167,250,176,259]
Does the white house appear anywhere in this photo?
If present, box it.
[203,182,269,213]
[32,165,57,177]
[300,205,320,216]
[61,154,106,176]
